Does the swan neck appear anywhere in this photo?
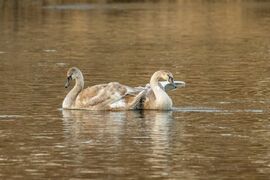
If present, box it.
[62,75,84,109]
[150,71,161,89]
[76,75,84,89]
[150,71,172,110]
[150,72,166,99]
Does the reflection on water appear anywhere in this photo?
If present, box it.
[0,0,270,179]
[61,110,177,178]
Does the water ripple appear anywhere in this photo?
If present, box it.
[173,107,264,113]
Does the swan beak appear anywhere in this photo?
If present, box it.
[65,76,72,88]
[175,81,185,88]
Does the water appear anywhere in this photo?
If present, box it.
[1,0,270,179]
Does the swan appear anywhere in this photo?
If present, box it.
[138,70,185,110]
[62,67,145,110]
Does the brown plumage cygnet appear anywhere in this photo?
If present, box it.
[62,67,145,110]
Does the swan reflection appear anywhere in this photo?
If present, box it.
[61,109,175,173]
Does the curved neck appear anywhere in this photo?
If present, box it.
[62,75,84,109]
[75,74,84,90]
[150,71,163,94]
[150,72,172,110]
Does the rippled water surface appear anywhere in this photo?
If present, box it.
[1,0,270,179]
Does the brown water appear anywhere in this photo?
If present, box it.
[1,0,270,179]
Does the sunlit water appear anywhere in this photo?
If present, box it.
[0,0,270,179]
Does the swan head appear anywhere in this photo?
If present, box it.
[65,67,83,88]
[160,71,176,87]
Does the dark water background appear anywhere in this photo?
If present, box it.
[0,0,270,179]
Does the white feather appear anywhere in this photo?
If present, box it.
[110,99,125,108]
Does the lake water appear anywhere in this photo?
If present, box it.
[0,0,270,179]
